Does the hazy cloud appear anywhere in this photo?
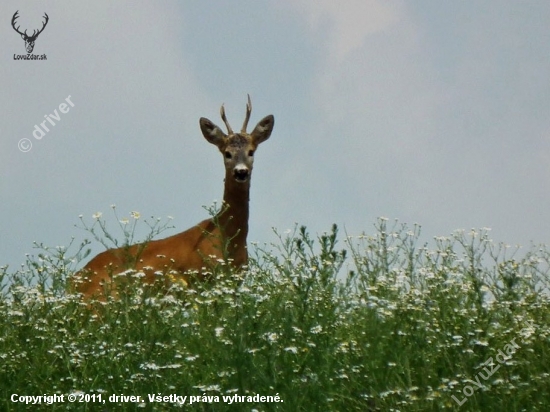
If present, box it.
[287,0,402,62]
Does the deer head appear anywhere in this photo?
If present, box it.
[199,95,275,184]
[11,11,49,54]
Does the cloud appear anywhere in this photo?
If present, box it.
[276,1,550,245]
[287,0,402,63]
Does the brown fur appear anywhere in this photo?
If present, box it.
[73,98,274,298]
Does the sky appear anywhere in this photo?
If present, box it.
[1,1,550,271]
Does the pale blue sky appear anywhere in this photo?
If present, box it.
[1,1,550,270]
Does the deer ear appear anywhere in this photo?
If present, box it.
[251,115,274,145]
[200,117,226,147]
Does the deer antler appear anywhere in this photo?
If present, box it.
[11,11,49,40]
[11,11,25,36]
[31,13,49,39]
[220,104,234,135]
[241,94,252,133]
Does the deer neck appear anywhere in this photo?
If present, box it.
[218,172,250,244]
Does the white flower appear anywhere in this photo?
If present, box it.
[131,211,141,219]
[164,364,182,369]
[140,362,160,370]
[92,212,102,219]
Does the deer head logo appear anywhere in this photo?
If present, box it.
[11,11,49,54]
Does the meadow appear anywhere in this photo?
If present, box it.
[1,213,549,411]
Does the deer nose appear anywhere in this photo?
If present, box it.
[234,166,249,182]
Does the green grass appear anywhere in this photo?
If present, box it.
[1,215,549,411]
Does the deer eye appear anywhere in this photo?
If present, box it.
[248,150,254,157]
[224,151,232,159]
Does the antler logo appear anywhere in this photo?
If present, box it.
[11,11,49,54]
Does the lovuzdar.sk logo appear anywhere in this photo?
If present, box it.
[11,10,49,60]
